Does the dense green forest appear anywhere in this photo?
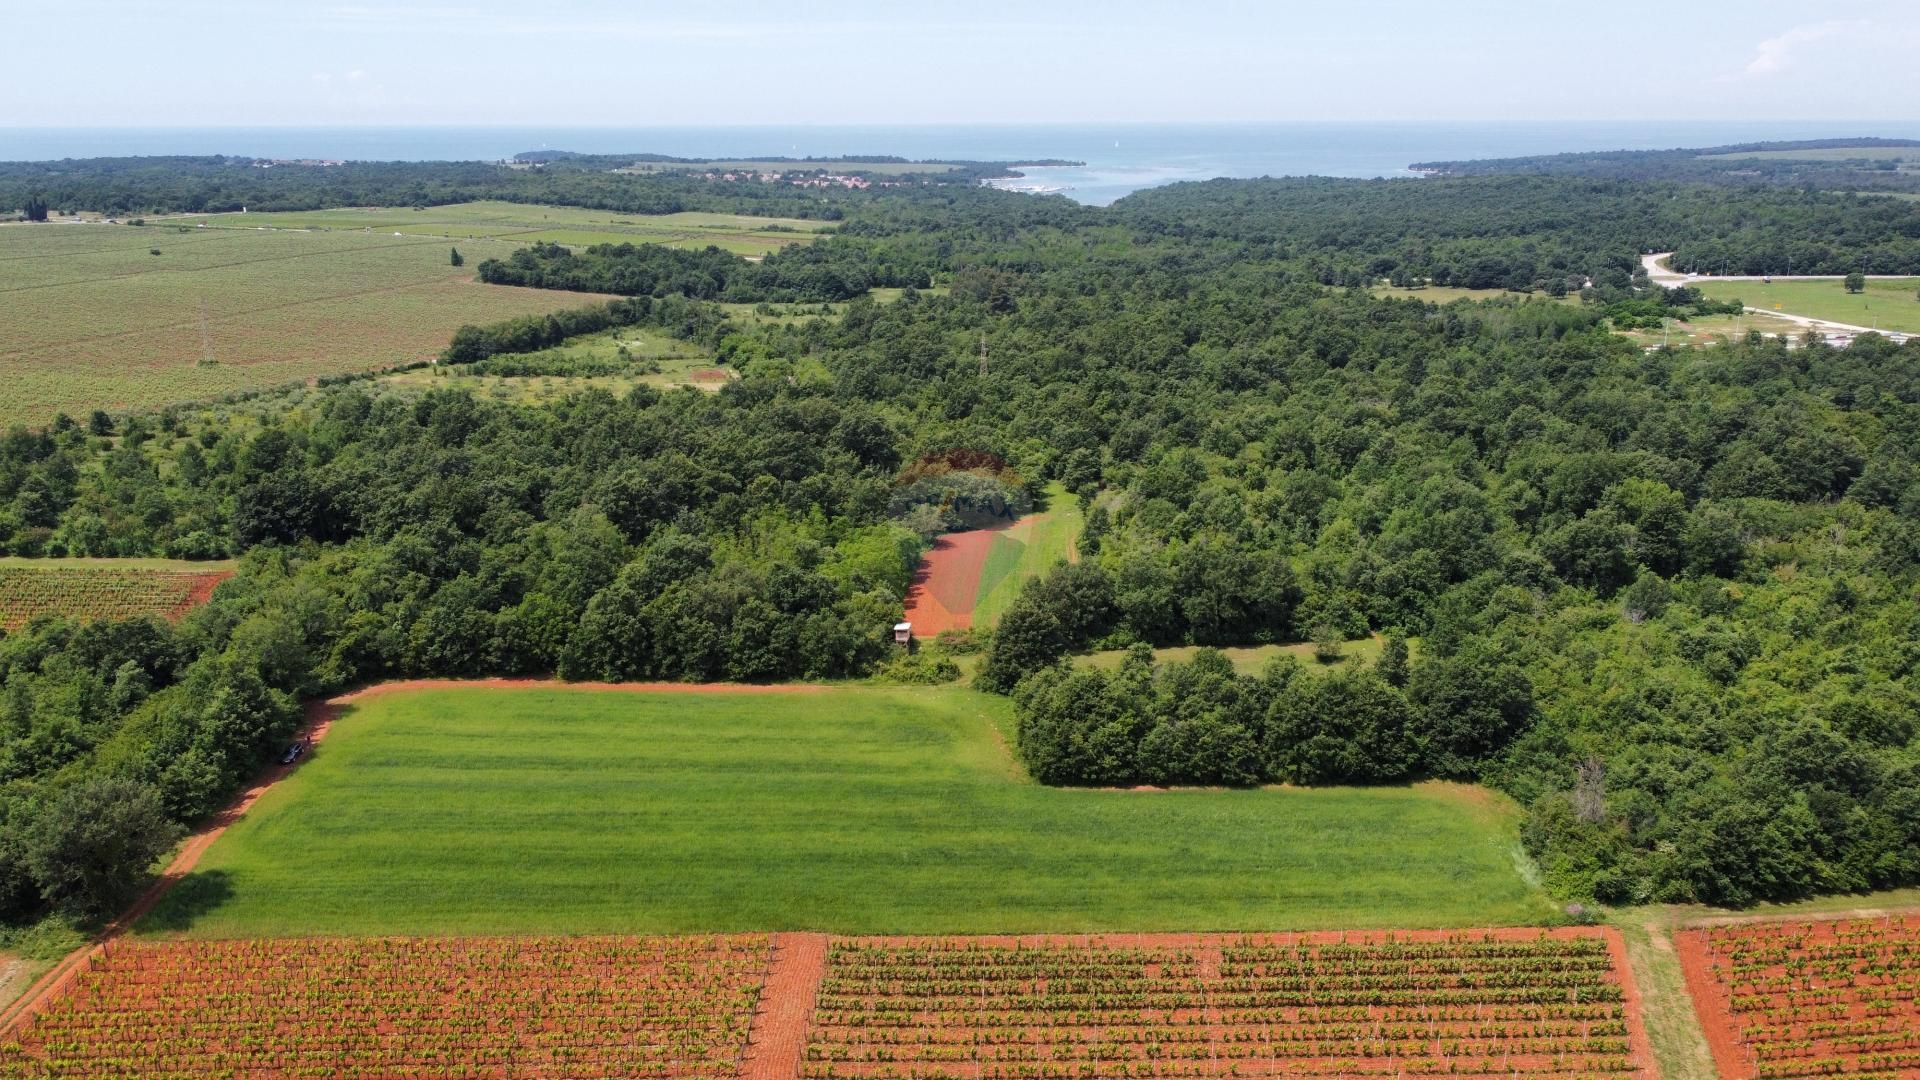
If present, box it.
[2,161,1919,925]
[1412,138,1920,193]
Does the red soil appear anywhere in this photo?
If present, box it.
[1676,926,1754,1079]
[0,677,823,1039]
[740,933,829,1080]
[900,521,1013,637]
[166,569,233,620]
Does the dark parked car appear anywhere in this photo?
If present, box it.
[279,741,308,765]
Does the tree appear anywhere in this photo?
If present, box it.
[1844,272,1866,294]
[24,779,181,920]
[22,195,48,222]
[450,247,464,267]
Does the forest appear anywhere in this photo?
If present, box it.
[1411,138,1920,193]
[1,158,1919,924]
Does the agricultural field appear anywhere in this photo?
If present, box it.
[139,684,1558,937]
[0,934,768,1079]
[0,222,610,426]
[0,558,233,630]
[806,931,1650,1080]
[382,326,730,401]
[1678,914,1920,1080]
[1702,146,1920,166]
[174,201,834,256]
[1612,309,1812,349]
[1692,277,1920,336]
[903,485,1082,637]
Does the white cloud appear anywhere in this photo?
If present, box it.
[1743,20,1865,78]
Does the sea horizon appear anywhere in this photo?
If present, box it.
[4,120,1913,205]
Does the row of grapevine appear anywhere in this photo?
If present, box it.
[1679,914,1920,1080]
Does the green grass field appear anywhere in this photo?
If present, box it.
[383,327,730,402]
[1692,278,1920,335]
[969,485,1084,628]
[174,201,832,257]
[140,684,1557,937]
[0,222,610,426]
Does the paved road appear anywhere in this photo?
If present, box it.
[1642,254,1912,343]
[1643,253,1911,287]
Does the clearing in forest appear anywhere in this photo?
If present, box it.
[137,683,1557,937]
[0,558,233,630]
[901,485,1082,637]
[0,222,611,426]
[1678,912,1920,1080]
[1692,277,1920,336]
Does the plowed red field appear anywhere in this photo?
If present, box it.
[1679,913,1920,1080]
[899,524,1007,637]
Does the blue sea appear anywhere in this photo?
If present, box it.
[1,122,1911,205]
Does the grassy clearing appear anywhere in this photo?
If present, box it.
[1371,285,1576,305]
[141,685,1558,937]
[0,222,608,426]
[1692,277,1920,335]
[1613,309,1810,348]
[1075,637,1391,677]
[968,485,1083,629]
[382,326,728,402]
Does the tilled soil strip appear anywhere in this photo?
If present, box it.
[741,932,830,1080]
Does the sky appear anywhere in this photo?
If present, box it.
[4,0,1919,128]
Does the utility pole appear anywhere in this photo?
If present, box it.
[198,299,214,366]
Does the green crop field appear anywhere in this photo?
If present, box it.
[1701,146,1920,164]
[140,684,1556,937]
[173,201,832,256]
[0,222,613,426]
[1692,277,1920,335]
[969,484,1085,629]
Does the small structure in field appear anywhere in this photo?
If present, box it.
[893,622,913,646]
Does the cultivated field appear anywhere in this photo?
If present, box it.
[903,485,1082,636]
[1692,278,1920,335]
[0,934,768,1078]
[140,684,1557,937]
[1678,914,1920,1079]
[0,222,609,426]
[176,200,834,256]
[808,931,1652,1080]
[0,558,233,630]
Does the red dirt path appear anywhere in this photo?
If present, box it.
[1676,926,1754,1080]
[740,933,829,1080]
[0,677,824,1039]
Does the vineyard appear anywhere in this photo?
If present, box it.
[1679,914,1920,1080]
[0,561,232,630]
[0,935,770,1079]
[805,931,1651,1080]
